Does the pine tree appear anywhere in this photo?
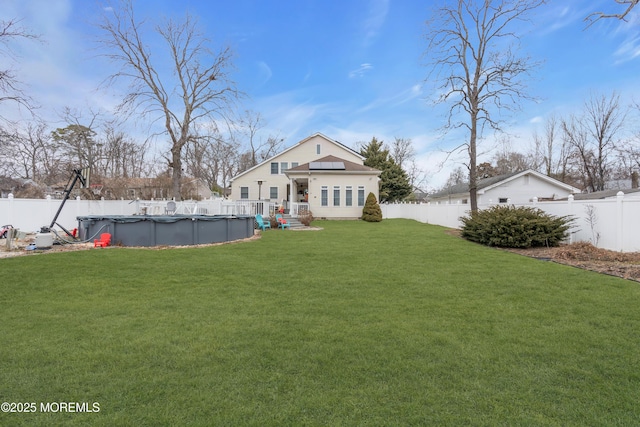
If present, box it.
[362,192,382,222]
[360,137,412,202]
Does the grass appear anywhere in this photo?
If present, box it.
[1,219,640,426]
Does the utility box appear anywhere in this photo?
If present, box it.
[35,232,54,249]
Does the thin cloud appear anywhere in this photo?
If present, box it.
[356,83,422,113]
[362,0,389,47]
[256,61,273,84]
[348,63,373,78]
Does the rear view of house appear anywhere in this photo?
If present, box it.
[229,133,380,218]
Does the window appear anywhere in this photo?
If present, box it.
[280,162,288,174]
[333,186,340,206]
[346,186,353,206]
[357,186,365,206]
[240,187,249,199]
[321,186,328,206]
[291,162,299,168]
[499,198,508,203]
[270,187,278,200]
[316,144,321,154]
[271,162,278,175]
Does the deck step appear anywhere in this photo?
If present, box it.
[282,215,306,229]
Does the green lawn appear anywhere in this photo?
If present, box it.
[1,219,639,426]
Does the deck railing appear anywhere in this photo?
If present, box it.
[290,202,310,218]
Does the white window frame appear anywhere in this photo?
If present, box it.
[357,186,365,206]
[346,186,353,206]
[321,186,328,206]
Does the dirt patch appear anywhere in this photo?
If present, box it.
[445,229,640,282]
[0,232,262,259]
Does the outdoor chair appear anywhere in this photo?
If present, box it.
[94,233,112,248]
[276,214,290,229]
[255,214,271,231]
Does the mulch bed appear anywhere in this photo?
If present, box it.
[500,242,640,283]
[443,229,640,282]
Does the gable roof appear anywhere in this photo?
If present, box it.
[429,169,581,198]
[230,133,363,182]
[286,155,380,174]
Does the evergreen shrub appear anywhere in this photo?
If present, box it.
[460,205,574,248]
[362,192,383,222]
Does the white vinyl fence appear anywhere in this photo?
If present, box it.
[381,193,640,253]
[2,193,639,252]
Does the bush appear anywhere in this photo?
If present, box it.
[362,192,382,222]
[460,205,574,248]
[299,210,314,226]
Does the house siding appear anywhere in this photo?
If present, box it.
[230,134,364,204]
[305,173,378,218]
[430,171,580,205]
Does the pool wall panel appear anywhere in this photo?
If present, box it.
[77,215,254,247]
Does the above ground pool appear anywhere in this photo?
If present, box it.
[77,215,254,247]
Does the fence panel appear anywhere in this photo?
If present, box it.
[382,196,640,253]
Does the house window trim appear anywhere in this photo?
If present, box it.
[346,186,353,206]
[321,186,328,206]
[333,186,340,207]
[271,162,279,175]
[240,187,249,199]
[357,186,365,206]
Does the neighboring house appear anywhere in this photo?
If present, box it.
[411,186,429,202]
[429,169,582,204]
[229,133,381,218]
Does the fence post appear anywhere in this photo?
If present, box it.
[567,194,574,244]
[616,191,624,252]
[7,193,14,226]
[46,195,53,227]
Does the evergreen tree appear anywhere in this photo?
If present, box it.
[362,192,382,222]
[360,137,412,202]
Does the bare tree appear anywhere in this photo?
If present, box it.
[100,122,150,179]
[439,166,468,194]
[586,0,639,24]
[493,151,530,174]
[390,137,415,169]
[532,114,560,176]
[562,93,627,192]
[0,18,39,117]
[423,0,546,211]
[238,110,284,169]
[97,0,239,200]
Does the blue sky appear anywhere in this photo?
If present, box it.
[3,0,640,190]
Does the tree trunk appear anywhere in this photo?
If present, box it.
[469,112,478,212]
[171,147,182,201]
